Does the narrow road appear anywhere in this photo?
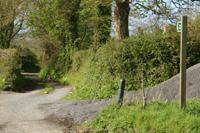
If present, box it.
[0,86,72,133]
[0,73,111,133]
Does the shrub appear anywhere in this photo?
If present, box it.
[65,33,179,99]
[64,47,120,99]
[71,50,90,72]
[39,67,50,80]
[65,24,200,100]
[0,75,6,89]
[38,38,73,81]
[0,49,21,90]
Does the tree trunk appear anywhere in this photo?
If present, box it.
[114,0,130,42]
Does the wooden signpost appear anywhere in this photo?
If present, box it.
[179,16,188,109]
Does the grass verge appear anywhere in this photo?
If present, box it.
[38,84,55,94]
[85,99,200,133]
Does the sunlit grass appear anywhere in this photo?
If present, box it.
[38,84,55,94]
[86,99,200,133]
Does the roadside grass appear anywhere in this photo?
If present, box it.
[85,99,200,133]
[62,72,87,100]
[62,52,118,100]
[59,72,80,87]
[62,54,97,100]
[38,84,55,94]
[0,76,7,91]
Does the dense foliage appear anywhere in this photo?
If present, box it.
[0,47,40,91]
[65,23,200,99]
[28,0,112,80]
[87,99,200,132]
[28,0,76,78]
[1,1,200,131]
[0,49,21,90]
[1,0,200,99]
[18,47,40,73]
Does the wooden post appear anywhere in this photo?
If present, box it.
[180,16,187,109]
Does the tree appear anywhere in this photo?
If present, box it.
[28,0,82,78]
[93,2,112,49]
[0,0,26,49]
[29,0,81,48]
[113,0,191,42]
[58,0,81,49]
[114,0,130,42]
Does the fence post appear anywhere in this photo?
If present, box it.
[117,79,125,105]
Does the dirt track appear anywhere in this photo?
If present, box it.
[0,85,109,133]
[0,86,72,133]
[1,63,200,133]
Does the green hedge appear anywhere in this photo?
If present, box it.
[65,32,178,99]
[65,25,200,100]
[0,49,21,90]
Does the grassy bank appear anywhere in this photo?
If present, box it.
[38,84,55,94]
[86,99,200,133]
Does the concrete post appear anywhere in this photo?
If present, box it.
[117,79,125,105]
